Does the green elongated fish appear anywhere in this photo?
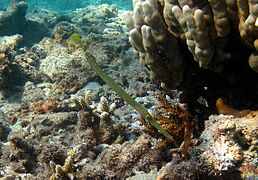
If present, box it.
[71,34,174,141]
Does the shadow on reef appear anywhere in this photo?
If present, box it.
[0,63,26,93]
[126,0,258,137]
[163,30,258,137]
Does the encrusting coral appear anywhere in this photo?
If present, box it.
[126,0,258,89]
[199,114,258,178]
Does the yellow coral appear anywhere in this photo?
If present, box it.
[50,149,76,180]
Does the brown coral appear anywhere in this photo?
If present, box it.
[72,91,119,145]
[249,48,258,73]
[0,53,9,84]
[127,0,258,90]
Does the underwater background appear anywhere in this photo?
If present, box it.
[0,0,257,179]
[0,0,133,12]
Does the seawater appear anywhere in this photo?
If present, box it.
[0,0,133,13]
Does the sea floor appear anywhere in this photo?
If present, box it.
[0,1,257,179]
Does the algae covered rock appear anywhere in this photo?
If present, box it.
[0,34,23,87]
[0,1,28,36]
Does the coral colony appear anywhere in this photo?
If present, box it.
[0,0,257,179]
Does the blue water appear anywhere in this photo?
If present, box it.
[0,0,133,12]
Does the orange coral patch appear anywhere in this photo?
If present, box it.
[216,98,258,118]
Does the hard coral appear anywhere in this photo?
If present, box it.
[198,115,257,178]
[72,90,119,145]
[49,149,76,180]
[126,0,258,89]
[159,114,257,179]
[0,53,9,83]
[53,21,82,45]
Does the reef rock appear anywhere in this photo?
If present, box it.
[0,34,23,86]
[158,114,258,179]
[0,1,28,36]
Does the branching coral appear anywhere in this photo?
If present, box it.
[0,53,9,85]
[49,149,76,180]
[72,90,119,144]
[126,0,258,90]
[128,0,184,89]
